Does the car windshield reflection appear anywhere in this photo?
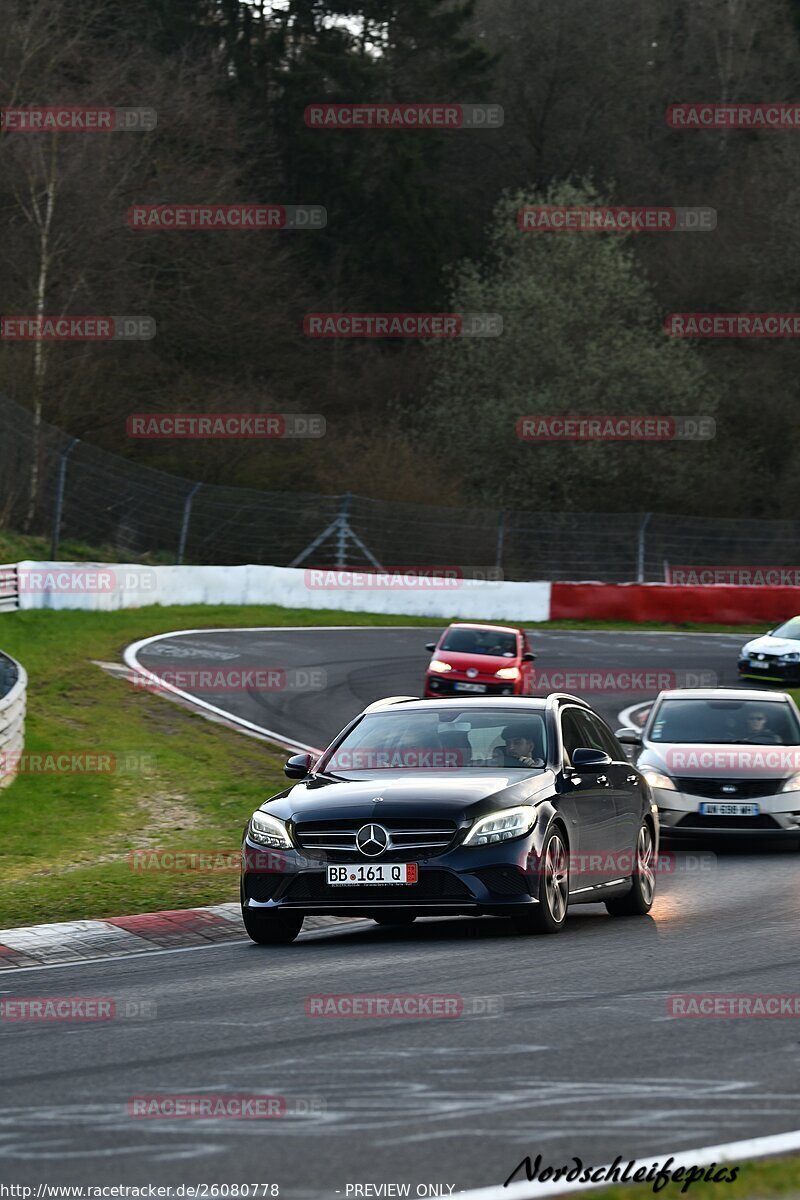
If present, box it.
[439,629,517,656]
[318,708,548,772]
[648,698,800,745]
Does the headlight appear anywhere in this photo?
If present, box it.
[778,653,800,663]
[463,805,537,846]
[249,811,292,848]
[495,666,520,680]
[640,768,676,791]
[781,773,800,792]
[428,659,452,674]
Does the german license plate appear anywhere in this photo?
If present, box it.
[749,660,770,669]
[327,864,419,886]
[454,682,486,693]
[699,802,759,816]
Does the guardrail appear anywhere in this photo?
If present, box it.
[0,650,26,789]
[0,564,20,612]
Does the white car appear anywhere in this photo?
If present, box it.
[617,688,800,844]
[738,616,800,684]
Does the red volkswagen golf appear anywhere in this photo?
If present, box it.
[423,622,536,698]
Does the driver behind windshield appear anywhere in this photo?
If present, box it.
[492,722,544,768]
[741,708,781,744]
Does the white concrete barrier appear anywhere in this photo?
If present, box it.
[14,562,553,622]
[0,653,27,789]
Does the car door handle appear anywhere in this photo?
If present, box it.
[626,774,638,784]
[596,775,610,786]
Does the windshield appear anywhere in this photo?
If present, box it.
[319,708,548,773]
[771,618,800,641]
[648,698,800,745]
[439,628,518,657]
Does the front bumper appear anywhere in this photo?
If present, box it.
[737,658,800,684]
[652,785,800,838]
[424,674,519,698]
[241,836,543,917]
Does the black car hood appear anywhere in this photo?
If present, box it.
[261,769,555,824]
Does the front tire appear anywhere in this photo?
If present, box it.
[242,908,304,945]
[513,827,569,935]
[372,912,417,926]
[605,823,656,916]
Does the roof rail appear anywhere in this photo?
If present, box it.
[362,696,421,713]
[545,692,593,709]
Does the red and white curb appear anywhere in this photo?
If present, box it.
[0,904,350,970]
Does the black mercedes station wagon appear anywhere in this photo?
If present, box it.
[240,694,659,944]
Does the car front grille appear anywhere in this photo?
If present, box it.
[676,814,782,830]
[284,870,473,904]
[426,678,515,696]
[673,776,785,800]
[293,817,458,860]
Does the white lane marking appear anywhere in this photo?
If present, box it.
[617,700,653,729]
[127,625,733,754]
[125,630,324,753]
[456,1127,800,1200]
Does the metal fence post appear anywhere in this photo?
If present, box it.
[177,482,202,565]
[637,512,652,583]
[336,492,352,568]
[50,438,80,560]
[495,510,506,572]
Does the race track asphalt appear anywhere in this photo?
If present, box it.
[131,626,753,750]
[2,625,797,1196]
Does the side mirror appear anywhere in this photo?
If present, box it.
[521,651,536,662]
[425,642,437,652]
[615,728,643,745]
[284,752,314,779]
[571,747,612,768]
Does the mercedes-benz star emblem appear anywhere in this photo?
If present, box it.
[356,823,389,857]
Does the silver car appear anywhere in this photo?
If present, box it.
[616,688,800,843]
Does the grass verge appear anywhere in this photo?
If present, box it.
[588,1155,799,1200]
[0,526,174,565]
